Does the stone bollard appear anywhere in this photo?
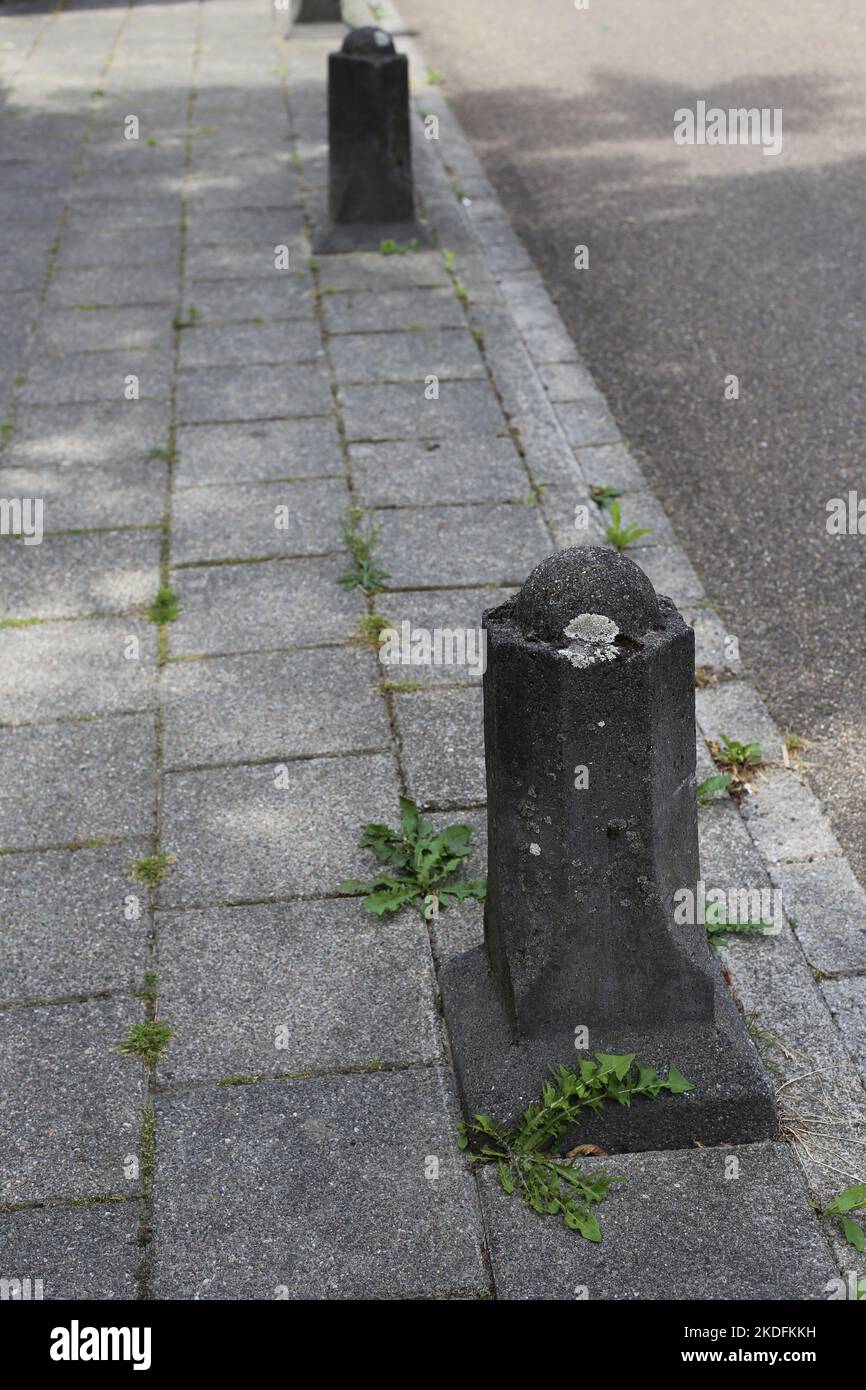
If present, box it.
[313,27,428,252]
[441,547,777,1151]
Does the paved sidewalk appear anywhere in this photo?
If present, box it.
[0,0,863,1299]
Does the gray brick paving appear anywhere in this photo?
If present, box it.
[159,752,399,907]
[350,436,525,507]
[174,416,340,487]
[0,842,150,1003]
[156,898,441,1082]
[170,476,346,564]
[0,713,155,850]
[0,530,162,622]
[1,0,861,1301]
[168,555,363,656]
[0,998,145,1203]
[162,646,387,767]
[150,1071,486,1299]
[0,1204,141,1300]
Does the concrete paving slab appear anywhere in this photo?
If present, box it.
[0,1203,140,1300]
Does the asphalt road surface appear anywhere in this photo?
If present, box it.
[398,0,866,885]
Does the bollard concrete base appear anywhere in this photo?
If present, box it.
[442,953,778,1152]
[311,212,432,255]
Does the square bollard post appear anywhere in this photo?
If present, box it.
[441,547,777,1152]
[312,27,429,252]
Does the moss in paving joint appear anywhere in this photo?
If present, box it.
[135,972,159,1004]
[132,851,174,887]
[378,678,425,693]
[147,586,180,625]
[352,613,391,650]
[116,1020,175,1067]
[0,616,42,629]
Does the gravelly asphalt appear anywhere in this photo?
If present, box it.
[397,0,866,886]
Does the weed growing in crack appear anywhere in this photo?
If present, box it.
[696,772,732,806]
[589,484,622,509]
[819,1186,866,1253]
[459,1055,693,1240]
[339,795,486,917]
[709,733,764,793]
[604,500,651,551]
[338,507,390,594]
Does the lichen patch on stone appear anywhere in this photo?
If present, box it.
[558,612,620,668]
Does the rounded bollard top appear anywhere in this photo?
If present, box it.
[341,26,396,56]
[513,546,663,644]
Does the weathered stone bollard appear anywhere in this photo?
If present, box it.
[313,26,427,252]
[441,547,777,1151]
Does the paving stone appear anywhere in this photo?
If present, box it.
[0,998,145,1203]
[178,320,322,370]
[0,530,161,622]
[695,680,784,754]
[376,502,550,588]
[159,751,399,907]
[0,617,157,724]
[633,545,706,605]
[34,306,169,354]
[184,242,308,282]
[339,380,504,442]
[0,842,149,1002]
[163,646,387,768]
[773,859,866,975]
[350,436,525,507]
[698,798,773,896]
[330,328,484,385]
[151,1069,486,1299]
[186,208,306,243]
[555,398,622,449]
[684,606,743,676]
[46,265,177,309]
[0,1203,140,1300]
[0,713,155,850]
[323,287,464,335]
[64,200,180,236]
[318,253,450,294]
[156,898,441,1082]
[169,555,363,656]
[6,401,169,468]
[174,417,340,487]
[171,476,346,564]
[537,361,604,403]
[576,441,646,490]
[56,225,181,271]
[176,361,331,425]
[19,350,172,406]
[0,459,166,530]
[542,482,610,551]
[479,1142,837,1301]
[396,687,485,808]
[184,276,316,324]
[739,767,841,865]
[820,978,866,1083]
[375,586,514,688]
[716,923,866,1208]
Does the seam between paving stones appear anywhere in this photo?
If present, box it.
[132,0,204,1303]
